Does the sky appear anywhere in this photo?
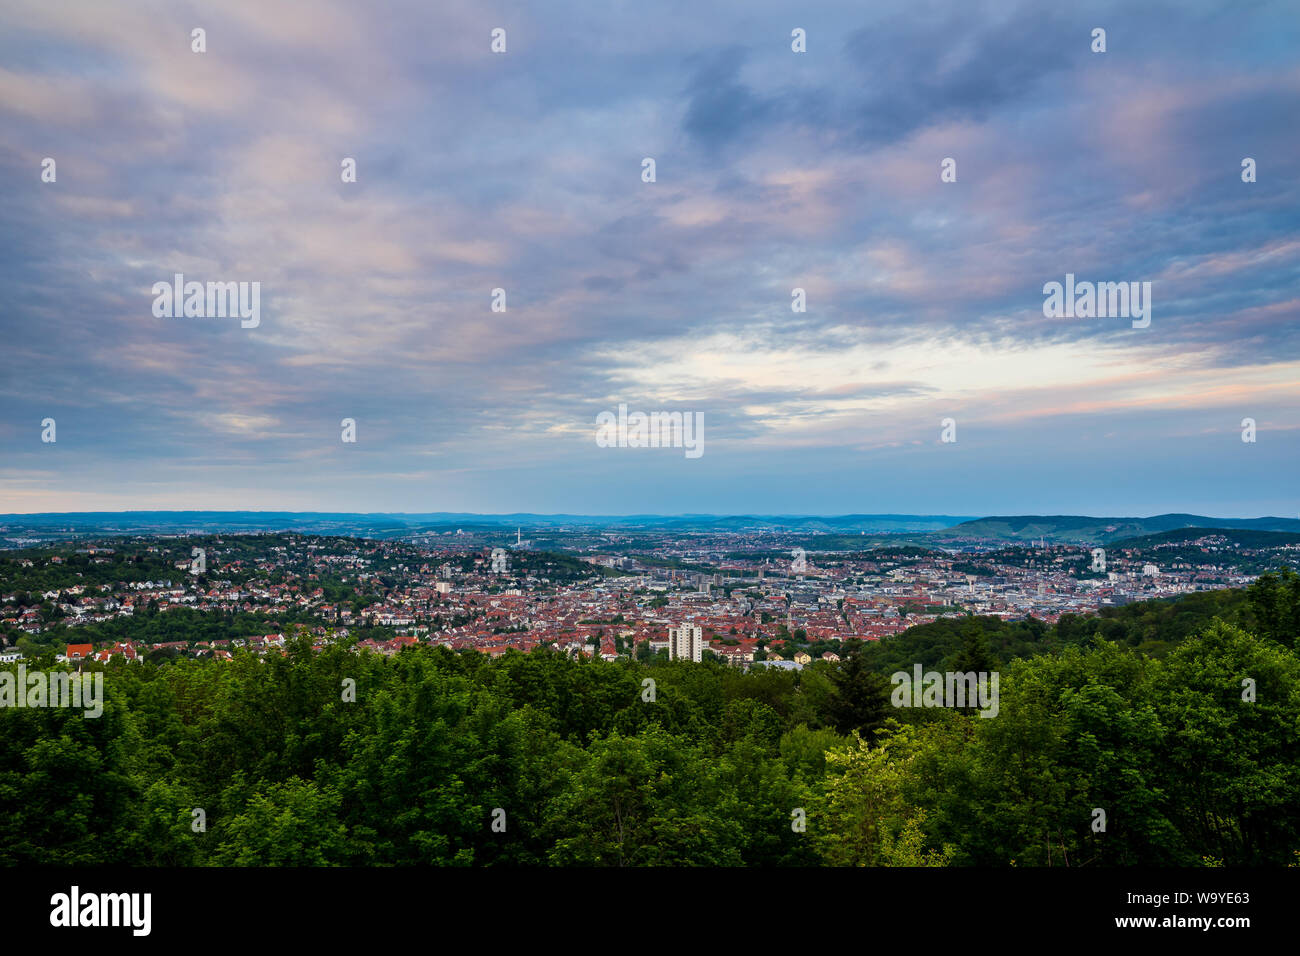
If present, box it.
[1,0,1298,517]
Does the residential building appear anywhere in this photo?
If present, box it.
[668,622,706,662]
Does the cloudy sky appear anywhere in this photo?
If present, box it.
[1,0,1297,517]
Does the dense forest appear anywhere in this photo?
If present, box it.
[2,571,1298,866]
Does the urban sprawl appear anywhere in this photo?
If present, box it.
[2,524,1286,670]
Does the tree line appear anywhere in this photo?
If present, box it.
[1,571,1297,866]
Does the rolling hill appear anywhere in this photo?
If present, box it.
[944,514,1300,545]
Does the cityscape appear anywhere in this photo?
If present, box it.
[1,0,1297,936]
[4,514,1297,669]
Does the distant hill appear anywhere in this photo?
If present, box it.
[653,514,975,532]
[1107,527,1300,550]
[944,514,1300,545]
[3,511,1297,544]
[0,511,976,537]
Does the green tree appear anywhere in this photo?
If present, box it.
[825,646,892,739]
[814,726,951,866]
[1246,566,1300,647]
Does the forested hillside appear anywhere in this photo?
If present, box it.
[2,572,1297,867]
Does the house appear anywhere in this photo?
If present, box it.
[94,642,140,664]
[713,645,755,666]
[63,643,94,662]
[353,636,419,657]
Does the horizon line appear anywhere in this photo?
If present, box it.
[1,510,1295,521]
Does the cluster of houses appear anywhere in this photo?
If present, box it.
[9,632,313,667]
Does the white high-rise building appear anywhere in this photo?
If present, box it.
[668,622,706,662]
